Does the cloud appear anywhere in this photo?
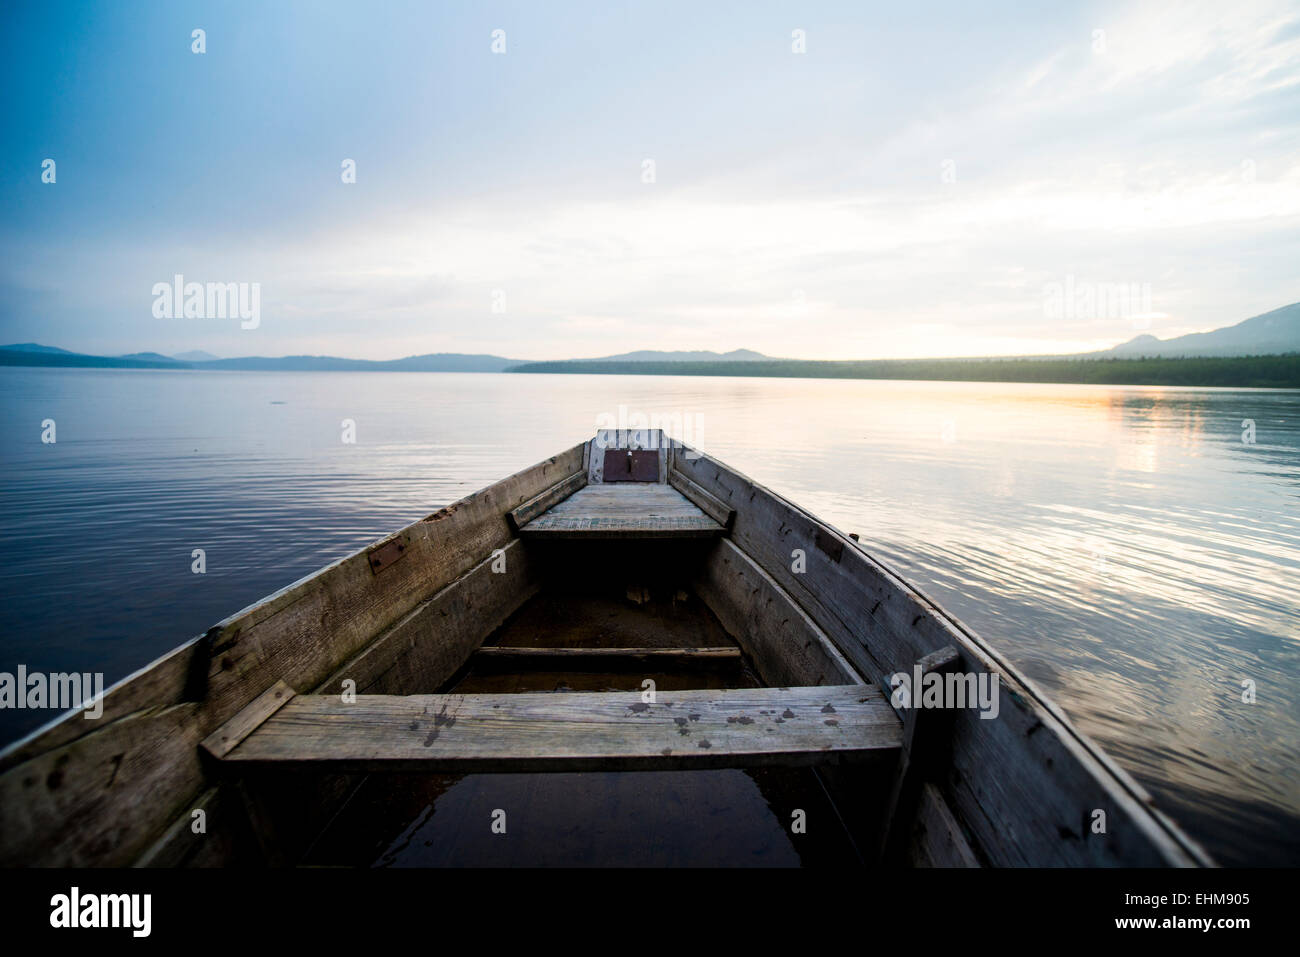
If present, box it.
[3,0,1298,359]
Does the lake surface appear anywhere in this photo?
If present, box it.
[1,368,1297,865]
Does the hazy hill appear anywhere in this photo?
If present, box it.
[172,350,220,362]
[0,345,182,369]
[580,348,772,362]
[1102,302,1300,358]
[119,352,183,363]
[196,353,522,372]
[0,344,524,372]
[1,343,75,355]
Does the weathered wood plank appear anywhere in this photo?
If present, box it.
[316,537,539,697]
[0,444,586,866]
[507,470,586,531]
[0,703,208,867]
[695,539,861,688]
[133,786,247,868]
[878,646,960,863]
[219,686,902,773]
[672,444,1210,866]
[471,646,742,672]
[520,484,723,539]
[692,539,882,859]
[200,681,296,760]
[0,636,208,772]
[133,781,293,868]
[669,469,735,528]
[909,782,982,867]
[520,518,723,539]
[232,777,286,865]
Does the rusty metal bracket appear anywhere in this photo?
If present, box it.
[366,532,410,575]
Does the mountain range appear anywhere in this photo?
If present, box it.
[1093,302,1300,358]
[0,345,777,371]
[2,303,1296,371]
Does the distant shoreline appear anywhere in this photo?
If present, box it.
[3,350,1297,387]
[507,355,1300,388]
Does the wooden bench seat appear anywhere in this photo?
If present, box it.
[202,683,901,773]
[470,645,743,672]
[517,484,725,539]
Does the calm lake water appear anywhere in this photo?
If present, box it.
[1,368,1297,865]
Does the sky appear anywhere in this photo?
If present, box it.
[2,0,1298,361]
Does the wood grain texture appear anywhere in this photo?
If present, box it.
[669,469,735,528]
[878,645,960,864]
[908,782,981,867]
[695,539,861,688]
[520,484,723,539]
[133,786,252,868]
[672,443,1211,867]
[0,702,208,867]
[0,637,208,772]
[471,646,742,672]
[219,685,902,772]
[507,471,586,531]
[316,537,539,696]
[200,681,295,760]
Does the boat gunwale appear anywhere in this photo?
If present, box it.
[850,536,1216,867]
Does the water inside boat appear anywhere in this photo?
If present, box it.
[304,572,866,866]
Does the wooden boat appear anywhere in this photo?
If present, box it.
[0,430,1212,866]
